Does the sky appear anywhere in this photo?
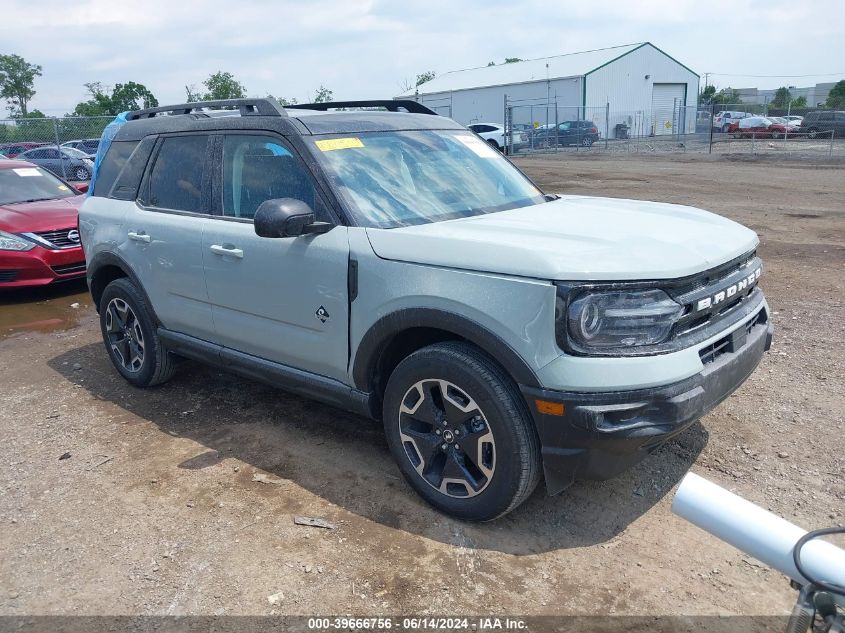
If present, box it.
[3,0,844,116]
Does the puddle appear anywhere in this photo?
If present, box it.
[0,279,90,339]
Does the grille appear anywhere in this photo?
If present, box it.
[672,253,762,339]
[51,262,86,276]
[699,309,767,365]
[0,270,19,282]
[34,228,80,250]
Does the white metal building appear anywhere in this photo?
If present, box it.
[398,43,700,138]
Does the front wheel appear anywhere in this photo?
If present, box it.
[807,127,819,139]
[99,278,176,387]
[382,342,541,521]
[581,136,594,147]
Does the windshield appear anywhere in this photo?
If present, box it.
[63,147,88,158]
[0,166,77,205]
[309,130,544,228]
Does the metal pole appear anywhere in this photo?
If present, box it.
[52,118,67,181]
[830,130,834,159]
[708,104,714,154]
[605,102,609,149]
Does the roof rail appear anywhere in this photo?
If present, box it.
[127,98,287,120]
[286,100,439,116]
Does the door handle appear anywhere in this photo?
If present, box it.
[127,231,151,243]
[209,244,244,259]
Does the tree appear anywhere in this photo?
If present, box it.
[487,61,495,67]
[504,57,523,64]
[711,87,742,106]
[826,80,845,109]
[312,85,333,103]
[201,71,246,100]
[771,87,791,109]
[792,96,807,108]
[699,84,716,104]
[0,54,42,116]
[415,71,435,87]
[185,84,202,102]
[70,81,158,116]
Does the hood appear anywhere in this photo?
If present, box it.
[365,196,759,281]
[0,195,84,233]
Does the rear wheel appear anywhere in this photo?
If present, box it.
[581,136,594,147]
[807,127,819,139]
[382,342,541,521]
[73,166,90,181]
[486,138,501,152]
[99,278,176,388]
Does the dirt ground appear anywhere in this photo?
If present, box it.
[0,155,843,618]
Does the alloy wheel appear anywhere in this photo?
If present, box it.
[105,298,145,372]
[75,167,89,181]
[398,379,495,498]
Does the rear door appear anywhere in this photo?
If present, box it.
[201,132,350,381]
[122,134,215,339]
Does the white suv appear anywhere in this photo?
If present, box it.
[713,111,754,132]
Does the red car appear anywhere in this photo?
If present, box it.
[0,142,48,159]
[727,116,790,139]
[0,159,88,288]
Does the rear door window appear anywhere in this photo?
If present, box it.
[147,135,211,213]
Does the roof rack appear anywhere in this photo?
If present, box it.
[286,100,439,116]
[127,98,287,120]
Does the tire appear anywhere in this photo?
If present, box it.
[73,166,90,181]
[486,138,501,152]
[581,136,594,147]
[382,341,541,521]
[772,131,781,139]
[98,278,176,388]
[807,127,819,139]
[722,124,730,133]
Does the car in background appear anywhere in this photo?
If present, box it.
[0,160,88,288]
[799,111,845,138]
[467,123,527,153]
[61,138,101,154]
[727,116,792,139]
[766,117,800,137]
[531,120,600,147]
[713,111,754,133]
[782,115,803,125]
[0,142,48,159]
[16,146,94,181]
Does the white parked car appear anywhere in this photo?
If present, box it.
[713,111,754,132]
[467,123,527,153]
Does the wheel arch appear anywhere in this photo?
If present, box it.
[353,308,541,406]
[87,251,156,321]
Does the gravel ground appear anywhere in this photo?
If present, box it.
[0,155,843,619]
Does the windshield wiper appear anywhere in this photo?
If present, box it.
[17,198,55,204]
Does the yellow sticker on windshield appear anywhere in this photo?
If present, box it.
[57,185,69,191]
[316,137,364,152]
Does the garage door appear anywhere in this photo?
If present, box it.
[651,83,686,136]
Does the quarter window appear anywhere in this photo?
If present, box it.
[222,135,315,220]
[148,135,209,212]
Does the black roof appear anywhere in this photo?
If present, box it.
[115,98,463,142]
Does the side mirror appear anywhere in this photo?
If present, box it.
[253,198,332,238]
[74,182,89,193]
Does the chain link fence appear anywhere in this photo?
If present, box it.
[0,116,112,181]
[503,99,842,160]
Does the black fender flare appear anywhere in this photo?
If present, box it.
[352,307,541,393]
[86,251,157,321]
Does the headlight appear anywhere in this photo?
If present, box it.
[0,230,35,252]
[564,289,684,351]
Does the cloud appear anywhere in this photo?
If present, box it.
[1,0,841,116]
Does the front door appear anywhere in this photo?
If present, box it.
[201,133,350,382]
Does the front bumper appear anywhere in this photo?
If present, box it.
[521,309,773,496]
[0,245,86,288]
